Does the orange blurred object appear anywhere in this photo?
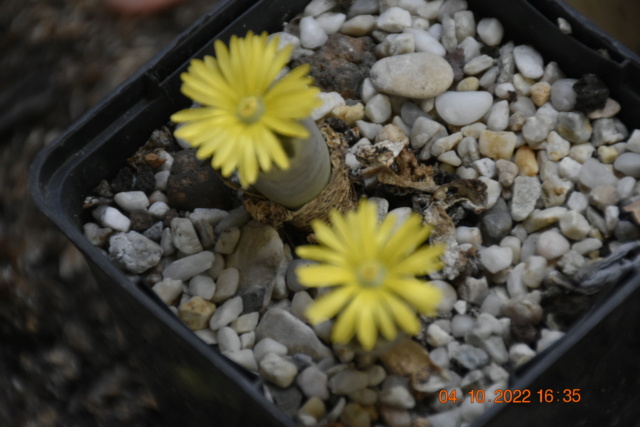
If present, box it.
[106,0,186,15]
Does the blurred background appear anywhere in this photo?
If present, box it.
[0,0,638,425]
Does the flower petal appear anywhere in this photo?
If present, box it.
[387,279,443,315]
[355,292,378,350]
[305,286,356,325]
[331,298,360,345]
[295,264,353,287]
[385,294,421,336]
[390,244,445,276]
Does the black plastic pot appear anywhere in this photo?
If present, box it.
[29,0,640,425]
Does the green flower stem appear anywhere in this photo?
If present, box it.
[253,118,331,210]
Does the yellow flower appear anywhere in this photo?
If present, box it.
[296,199,445,351]
[170,31,321,187]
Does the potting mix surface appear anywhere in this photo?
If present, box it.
[3,0,640,426]
[79,1,640,426]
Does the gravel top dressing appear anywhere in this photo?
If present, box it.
[81,0,640,425]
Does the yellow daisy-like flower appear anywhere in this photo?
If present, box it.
[170,31,321,187]
[295,199,445,351]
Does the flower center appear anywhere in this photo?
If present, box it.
[237,96,264,124]
[356,260,386,288]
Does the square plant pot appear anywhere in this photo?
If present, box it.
[29,0,640,425]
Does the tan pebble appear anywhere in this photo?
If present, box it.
[478,130,517,160]
[597,145,619,164]
[298,397,326,420]
[332,103,365,125]
[178,296,216,330]
[623,199,640,225]
[456,77,480,92]
[339,403,371,427]
[375,124,408,145]
[530,81,551,107]
[379,338,436,383]
[515,146,539,176]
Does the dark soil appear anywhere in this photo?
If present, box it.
[0,1,220,425]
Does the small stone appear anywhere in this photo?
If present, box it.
[514,146,539,176]
[92,205,130,232]
[380,376,415,409]
[570,143,595,163]
[114,191,149,212]
[255,308,332,361]
[592,118,626,147]
[316,12,346,35]
[578,158,618,189]
[509,343,536,367]
[227,221,285,312]
[477,130,517,160]
[339,403,371,427]
[550,79,578,111]
[556,112,592,143]
[217,327,241,353]
[530,82,551,107]
[459,276,489,306]
[370,52,453,99]
[209,296,243,330]
[212,268,239,303]
[513,45,544,79]
[587,98,621,120]
[300,16,328,49]
[495,159,519,187]
[331,103,365,125]
[231,312,260,334]
[541,176,573,207]
[546,131,571,161]
[223,349,258,372]
[148,201,170,218]
[589,185,619,211]
[260,353,299,388]
[511,176,541,221]
[377,6,411,32]
[405,27,446,56]
[171,217,203,255]
[152,277,183,305]
[254,338,288,362]
[312,92,346,120]
[365,93,392,123]
[426,323,453,347]
[330,368,369,395]
[523,207,568,233]
[451,344,490,370]
[537,329,565,353]
[108,231,163,274]
[214,227,241,254]
[522,256,547,288]
[479,246,513,274]
[558,157,582,182]
[598,146,618,164]
[178,296,216,330]
[436,91,494,126]
[537,230,570,259]
[614,152,640,178]
[163,251,214,281]
[486,100,510,131]
[340,14,377,37]
[463,54,494,76]
[297,366,329,400]
[477,17,504,46]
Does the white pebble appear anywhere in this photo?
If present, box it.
[479,245,513,274]
[209,296,243,330]
[536,230,570,259]
[223,349,258,372]
[254,338,288,362]
[217,327,241,353]
[92,205,130,232]
[377,7,411,32]
[114,191,149,212]
[513,45,544,79]
[300,16,328,49]
[477,17,504,46]
[259,353,298,388]
[435,91,493,126]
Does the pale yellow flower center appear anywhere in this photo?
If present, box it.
[237,96,264,124]
[356,260,387,288]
